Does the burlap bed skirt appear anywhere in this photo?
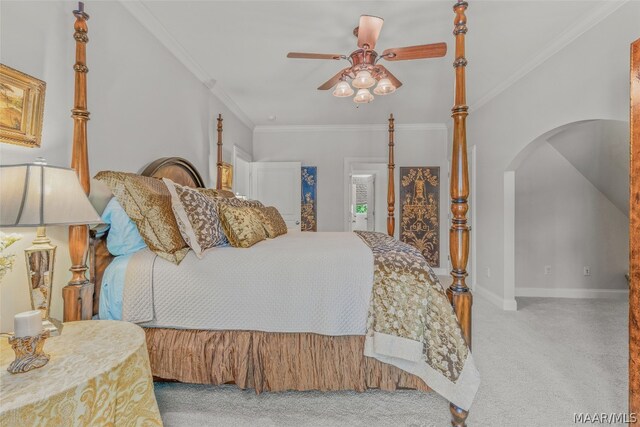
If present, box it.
[145,328,431,393]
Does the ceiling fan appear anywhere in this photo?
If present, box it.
[287,15,447,104]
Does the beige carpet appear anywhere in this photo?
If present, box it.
[154,294,628,426]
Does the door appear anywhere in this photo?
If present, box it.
[468,146,476,289]
[251,162,301,230]
[350,175,375,232]
[365,175,375,231]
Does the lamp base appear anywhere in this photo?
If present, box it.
[42,318,63,336]
[25,226,59,335]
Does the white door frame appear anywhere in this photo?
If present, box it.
[350,173,377,232]
[233,145,252,196]
[469,145,477,291]
[343,157,386,232]
[502,170,518,311]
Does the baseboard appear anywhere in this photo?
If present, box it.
[515,287,629,299]
[474,284,518,311]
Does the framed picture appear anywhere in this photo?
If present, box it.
[0,64,46,148]
[400,166,440,267]
[221,162,233,191]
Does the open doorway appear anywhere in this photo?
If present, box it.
[343,158,387,233]
[350,174,375,231]
[505,120,629,305]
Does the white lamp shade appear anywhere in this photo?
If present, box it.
[0,164,102,227]
[333,80,354,97]
[353,88,374,104]
[373,78,396,95]
[352,70,376,89]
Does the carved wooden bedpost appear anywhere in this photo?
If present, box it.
[387,113,395,237]
[63,2,94,322]
[216,114,223,190]
[448,1,472,426]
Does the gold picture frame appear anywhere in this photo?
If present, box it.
[0,64,46,148]
[221,162,233,191]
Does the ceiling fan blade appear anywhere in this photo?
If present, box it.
[382,43,447,61]
[287,52,342,60]
[357,15,384,50]
[317,67,352,90]
[375,65,402,89]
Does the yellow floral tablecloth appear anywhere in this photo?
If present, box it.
[0,320,162,426]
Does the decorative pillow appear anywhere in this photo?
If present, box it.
[163,179,228,258]
[211,189,236,198]
[253,206,288,238]
[94,171,189,264]
[218,204,267,248]
[217,197,264,208]
[101,198,147,256]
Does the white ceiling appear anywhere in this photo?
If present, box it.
[133,0,615,126]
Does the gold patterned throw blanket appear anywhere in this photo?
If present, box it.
[355,231,480,410]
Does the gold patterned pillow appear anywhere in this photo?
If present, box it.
[217,197,264,208]
[218,204,267,248]
[211,189,236,198]
[163,179,228,258]
[94,171,189,264]
[253,206,288,238]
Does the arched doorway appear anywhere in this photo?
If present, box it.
[504,119,629,306]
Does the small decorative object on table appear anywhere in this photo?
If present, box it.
[5,310,50,374]
[0,160,102,336]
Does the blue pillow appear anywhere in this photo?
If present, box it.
[102,198,147,256]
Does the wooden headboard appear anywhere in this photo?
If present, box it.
[140,157,206,188]
[89,156,206,316]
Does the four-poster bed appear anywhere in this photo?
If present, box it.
[63,1,475,425]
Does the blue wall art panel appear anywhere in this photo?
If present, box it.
[301,166,317,232]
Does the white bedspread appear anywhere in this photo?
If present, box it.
[123,231,375,335]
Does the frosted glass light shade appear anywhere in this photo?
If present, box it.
[353,88,374,104]
[333,80,354,97]
[373,78,396,95]
[352,70,375,89]
[0,163,102,227]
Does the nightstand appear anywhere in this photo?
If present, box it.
[0,320,162,426]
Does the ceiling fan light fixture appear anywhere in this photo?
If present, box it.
[353,88,374,104]
[373,77,396,95]
[333,80,354,97]
[352,70,376,89]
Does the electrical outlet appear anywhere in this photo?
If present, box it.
[486,267,491,278]
[544,265,551,275]
[583,266,591,276]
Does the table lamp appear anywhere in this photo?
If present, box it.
[0,159,101,335]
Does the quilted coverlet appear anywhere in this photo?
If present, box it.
[355,231,480,410]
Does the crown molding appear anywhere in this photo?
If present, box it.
[208,83,254,130]
[471,0,629,112]
[118,0,254,130]
[253,123,447,134]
